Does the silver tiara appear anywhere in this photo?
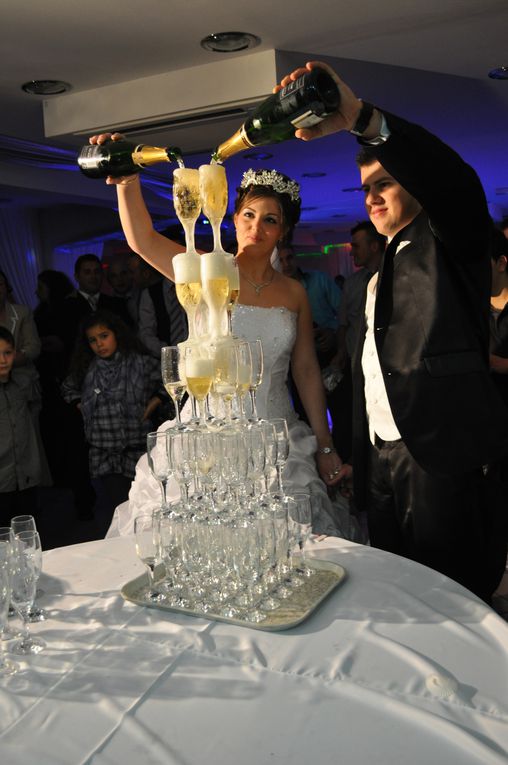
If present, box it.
[240,169,300,203]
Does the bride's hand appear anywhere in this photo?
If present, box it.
[317,451,348,486]
[88,132,138,186]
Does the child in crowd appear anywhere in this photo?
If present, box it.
[61,310,164,516]
[0,327,41,525]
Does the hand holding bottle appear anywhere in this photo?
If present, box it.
[87,132,139,185]
[274,60,379,142]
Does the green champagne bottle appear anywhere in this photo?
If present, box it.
[214,68,340,162]
[77,140,183,179]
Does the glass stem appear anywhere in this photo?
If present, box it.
[212,222,222,252]
[276,464,284,495]
[173,398,182,426]
[249,388,259,421]
[183,221,196,254]
[187,306,197,341]
[190,395,199,425]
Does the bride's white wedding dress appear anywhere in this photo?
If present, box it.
[107,305,361,541]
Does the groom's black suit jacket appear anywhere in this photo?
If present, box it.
[351,112,508,510]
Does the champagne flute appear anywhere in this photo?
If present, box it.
[11,515,36,535]
[211,340,238,429]
[199,163,228,254]
[173,252,202,342]
[234,340,252,424]
[134,514,164,602]
[0,528,21,645]
[161,346,188,431]
[270,418,290,497]
[146,431,173,510]
[9,538,46,655]
[173,167,201,255]
[0,543,18,675]
[168,431,195,510]
[11,515,45,619]
[288,492,313,578]
[184,345,214,430]
[225,255,240,336]
[15,530,46,622]
[247,339,264,423]
[200,251,229,339]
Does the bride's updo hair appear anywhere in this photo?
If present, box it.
[234,169,301,244]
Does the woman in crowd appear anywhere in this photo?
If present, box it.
[90,133,360,540]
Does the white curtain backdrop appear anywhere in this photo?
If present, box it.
[0,208,43,308]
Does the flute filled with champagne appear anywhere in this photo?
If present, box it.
[173,252,202,342]
[199,164,228,253]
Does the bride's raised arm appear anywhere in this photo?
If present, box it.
[90,133,185,282]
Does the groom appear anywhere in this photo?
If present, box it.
[276,61,508,601]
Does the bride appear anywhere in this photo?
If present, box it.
[91,133,361,540]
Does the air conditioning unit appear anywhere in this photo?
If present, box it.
[43,50,278,149]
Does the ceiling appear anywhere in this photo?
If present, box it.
[1,0,508,252]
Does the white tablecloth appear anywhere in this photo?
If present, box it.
[1,536,507,764]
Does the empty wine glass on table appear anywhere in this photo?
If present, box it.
[11,515,46,621]
[9,538,46,655]
[246,339,264,423]
[146,431,173,510]
[161,346,188,431]
[0,541,18,675]
[270,418,290,498]
[15,530,46,622]
[134,514,164,603]
[168,431,195,511]
[234,341,252,424]
[288,492,314,579]
[10,514,36,535]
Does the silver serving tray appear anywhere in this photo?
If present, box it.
[121,558,346,631]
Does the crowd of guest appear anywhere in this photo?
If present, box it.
[0,252,185,529]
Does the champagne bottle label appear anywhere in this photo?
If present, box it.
[291,110,326,129]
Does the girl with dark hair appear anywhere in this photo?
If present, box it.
[88,132,360,541]
[61,310,164,515]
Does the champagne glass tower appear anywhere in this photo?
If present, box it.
[172,168,202,342]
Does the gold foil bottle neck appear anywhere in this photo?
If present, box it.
[214,126,253,163]
[132,145,173,168]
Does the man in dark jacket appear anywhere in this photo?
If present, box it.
[277,61,508,601]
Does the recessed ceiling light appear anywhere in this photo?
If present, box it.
[495,187,508,195]
[333,213,346,218]
[301,206,317,211]
[21,80,71,95]
[342,186,363,193]
[243,151,273,160]
[488,67,508,80]
[200,32,261,53]
[302,172,327,178]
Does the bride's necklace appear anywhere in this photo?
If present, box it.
[240,268,275,295]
